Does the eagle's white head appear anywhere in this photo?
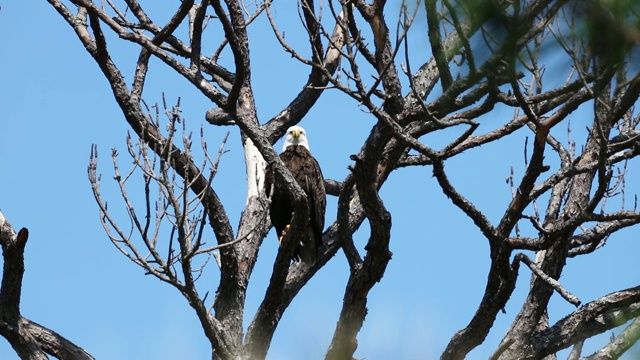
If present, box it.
[282,125,310,151]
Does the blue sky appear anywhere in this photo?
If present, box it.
[1,2,639,359]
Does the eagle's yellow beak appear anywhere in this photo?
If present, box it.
[292,129,300,138]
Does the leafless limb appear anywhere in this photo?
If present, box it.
[0,211,94,359]
[532,289,640,356]
[514,253,581,306]
[583,317,640,360]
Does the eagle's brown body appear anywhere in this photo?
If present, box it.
[265,144,326,265]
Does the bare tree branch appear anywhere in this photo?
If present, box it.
[0,211,94,360]
[534,287,640,356]
[583,316,640,360]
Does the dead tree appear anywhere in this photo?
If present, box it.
[1,0,638,358]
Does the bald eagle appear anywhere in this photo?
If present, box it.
[265,126,326,265]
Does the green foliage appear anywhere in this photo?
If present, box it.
[578,0,640,69]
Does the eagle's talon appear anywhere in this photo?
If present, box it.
[278,224,291,244]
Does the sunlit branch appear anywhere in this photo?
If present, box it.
[514,253,581,306]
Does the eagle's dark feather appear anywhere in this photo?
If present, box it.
[265,145,326,264]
